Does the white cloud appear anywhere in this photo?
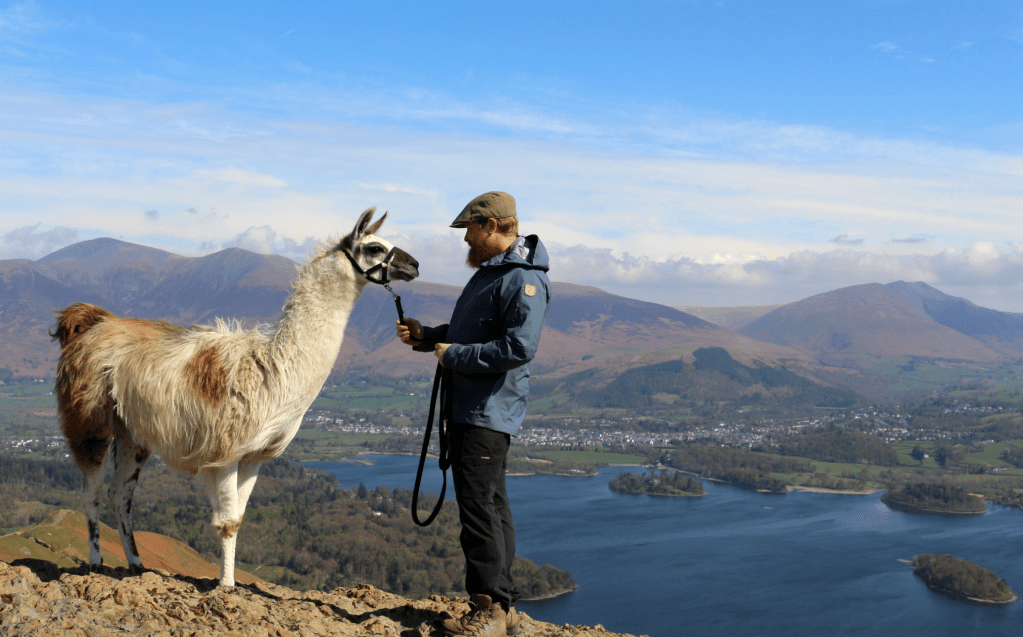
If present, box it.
[224,226,278,255]
[531,241,1023,311]
[0,223,77,259]
[3,84,1023,310]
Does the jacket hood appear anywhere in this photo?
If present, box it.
[481,234,550,272]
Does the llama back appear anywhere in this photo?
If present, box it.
[69,316,308,472]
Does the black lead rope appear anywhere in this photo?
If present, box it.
[348,243,445,525]
[412,364,451,526]
[343,242,446,524]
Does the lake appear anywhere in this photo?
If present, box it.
[307,455,1023,637]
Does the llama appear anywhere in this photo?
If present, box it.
[51,208,418,587]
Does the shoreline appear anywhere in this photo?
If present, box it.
[789,485,880,495]
[881,497,987,516]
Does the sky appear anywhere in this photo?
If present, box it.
[2,1,1023,311]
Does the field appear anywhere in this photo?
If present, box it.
[866,359,1023,399]
[311,384,429,412]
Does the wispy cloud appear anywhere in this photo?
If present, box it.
[829,234,864,246]
[0,1,46,39]
[891,237,928,244]
[872,42,900,54]
[194,168,288,188]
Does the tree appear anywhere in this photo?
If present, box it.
[911,445,926,465]
[933,444,964,467]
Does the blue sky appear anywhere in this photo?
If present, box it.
[3,1,1023,310]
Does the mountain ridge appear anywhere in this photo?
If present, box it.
[3,238,1019,398]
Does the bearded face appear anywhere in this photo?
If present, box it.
[463,221,506,269]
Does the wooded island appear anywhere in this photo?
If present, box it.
[911,554,1016,603]
[881,483,987,515]
[609,471,706,497]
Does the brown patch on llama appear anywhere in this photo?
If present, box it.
[183,346,228,405]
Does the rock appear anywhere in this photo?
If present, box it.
[0,561,646,637]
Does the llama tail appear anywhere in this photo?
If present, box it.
[51,303,115,349]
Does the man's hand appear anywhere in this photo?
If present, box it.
[434,343,450,366]
[396,318,423,346]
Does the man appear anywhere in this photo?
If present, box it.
[396,191,551,637]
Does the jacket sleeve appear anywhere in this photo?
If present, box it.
[412,324,449,352]
[442,270,549,374]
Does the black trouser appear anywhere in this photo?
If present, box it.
[448,423,518,609]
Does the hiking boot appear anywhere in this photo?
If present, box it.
[440,594,507,637]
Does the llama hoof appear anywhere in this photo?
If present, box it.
[89,564,104,574]
[129,564,146,576]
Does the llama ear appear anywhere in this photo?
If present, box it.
[364,210,388,236]
[352,207,378,239]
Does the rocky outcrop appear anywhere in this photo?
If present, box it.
[0,560,642,637]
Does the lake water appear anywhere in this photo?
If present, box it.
[306,456,1023,637]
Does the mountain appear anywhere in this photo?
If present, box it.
[0,512,629,637]
[887,280,1023,349]
[37,238,297,324]
[0,259,107,376]
[0,239,810,384]
[739,283,1002,367]
[18,238,1017,400]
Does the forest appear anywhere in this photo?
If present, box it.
[0,456,575,600]
[911,553,1015,603]
[608,471,705,497]
[759,428,899,466]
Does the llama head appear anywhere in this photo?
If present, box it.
[338,207,420,284]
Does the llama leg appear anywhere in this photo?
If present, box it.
[60,398,114,572]
[203,463,241,587]
[236,459,263,519]
[81,452,109,572]
[109,426,150,575]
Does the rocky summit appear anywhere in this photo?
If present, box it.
[0,560,642,637]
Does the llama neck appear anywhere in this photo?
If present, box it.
[269,256,365,392]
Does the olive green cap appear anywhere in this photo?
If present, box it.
[449,191,517,228]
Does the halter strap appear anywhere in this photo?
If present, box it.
[341,245,400,286]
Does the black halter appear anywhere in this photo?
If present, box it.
[342,245,407,320]
[342,245,402,285]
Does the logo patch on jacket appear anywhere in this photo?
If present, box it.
[524,284,537,297]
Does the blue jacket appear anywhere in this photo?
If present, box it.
[420,235,552,435]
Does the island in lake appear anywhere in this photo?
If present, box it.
[880,482,986,515]
[609,470,706,497]
[911,553,1016,604]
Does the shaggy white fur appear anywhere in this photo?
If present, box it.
[52,209,419,587]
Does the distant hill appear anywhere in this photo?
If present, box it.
[887,280,1023,350]
[676,304,784,330]
[1,238,811,385]
[7,238,1017,400]
[739,283,1002,367]
[539,347,857,409]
